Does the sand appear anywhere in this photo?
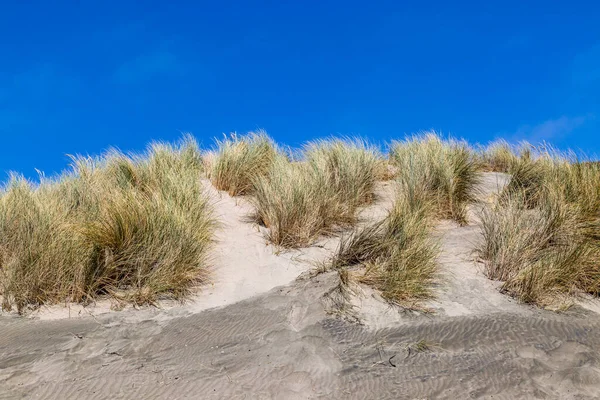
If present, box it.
[1,173,600,399]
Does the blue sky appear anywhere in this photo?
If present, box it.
[1,1,599,180]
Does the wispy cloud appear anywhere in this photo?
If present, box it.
[114,49,186,84]
[512,115,591,142]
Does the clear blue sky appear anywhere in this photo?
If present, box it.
[1,1,599,180]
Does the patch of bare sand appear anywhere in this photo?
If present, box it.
[2,270,600,399]
[423,173,521,318]
[3,173,600,399]
[177,179,339,316]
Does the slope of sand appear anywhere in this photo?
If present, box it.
[2,173,600,399]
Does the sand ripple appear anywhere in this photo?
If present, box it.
[2,272,600,399]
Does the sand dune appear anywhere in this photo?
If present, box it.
[1,173,600,399]
[2,272,600,399]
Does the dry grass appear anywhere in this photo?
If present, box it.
[5,129,596,313]
[478,148,600,307]
[374,159,398,181]
[0,136,215,313]
[500,143,556,207]
[305,138,380,221]
[478,139,519,172]
[252,157,332,247]
[207,130,278,196]
[390,132,481,225]
[252,139,380,247]
[331,180,439,306]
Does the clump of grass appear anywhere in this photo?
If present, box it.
[252,139,380,247]
[478,139,519,172]
[500,143,558,207]
[501,145,600,214]
[0,176,90,312]
[330,180,439,306]
[252,157,332,247]
[478,145,600,307]
[408,339,436,354]
[207,130,278,196]
[0,136,215,313]
[305,138,381,223]
[390,132,481,225]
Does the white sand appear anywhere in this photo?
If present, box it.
[178,180,339,315]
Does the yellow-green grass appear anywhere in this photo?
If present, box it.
[478,190,600,307]
[330,179,440,306]
[0,136,215,313]
[390,132,481,225]
[252,138,381,247]
[207,130,278,196]
[478,147,600,307]
[501,145,599,210]
[4,130,596,313]
[305,138,381,222]
[477,139,519,173]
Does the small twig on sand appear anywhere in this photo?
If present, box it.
[389,354,397,367]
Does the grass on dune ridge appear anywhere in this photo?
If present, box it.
[326,132,479,306]
[2,128,598,313]
[326,133,599,308]
[478,139,520,173]
[0,135,215,313]
[477,144,600,307]
[207,130,278,196]
[248,135,442,305]
[389,132,481,225]
[252,138,381,247]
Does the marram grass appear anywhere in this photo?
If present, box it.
[331,178,440,307]
[0,136,215,313]
[478,146,600,307]
[3,130,598,312]
[390,132,481,225]
[207,130,278,196]
[252,138,381,247]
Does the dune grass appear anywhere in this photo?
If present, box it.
[4,129,597,313]
[207,130,278,196]
[478,148,600,307]
[252,157,331,247]
[498,143,555,207]
[252,139,381,247]
[0,136,215,313]
[330,179,439,306]
[389,132,481,225]
[305,138,380,221]
[478,139,519,173]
